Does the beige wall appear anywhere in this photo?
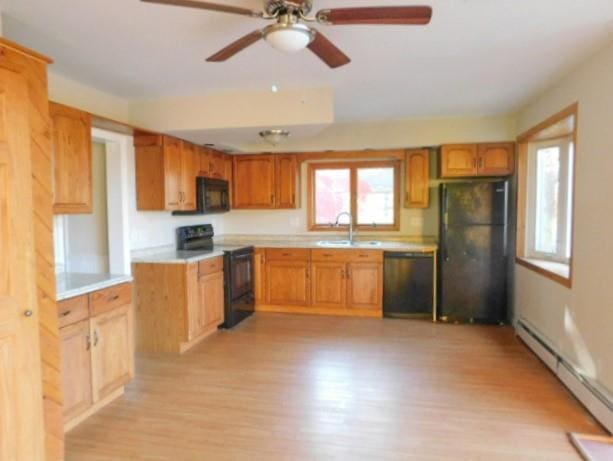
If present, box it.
[515,39,613,393]
[48,72,130,122]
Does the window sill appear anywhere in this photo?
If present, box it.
[516,257,572,288]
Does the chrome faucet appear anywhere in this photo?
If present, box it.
[334,212,355,245]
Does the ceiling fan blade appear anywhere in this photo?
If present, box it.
[141,0,262,17]
[307,30,351,69]
[206,30,263,62]
[317,6,432,25]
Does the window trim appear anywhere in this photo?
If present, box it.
[307,160,401,232]
[516,103,578,288]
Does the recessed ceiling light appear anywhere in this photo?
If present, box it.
[271,84,279,93]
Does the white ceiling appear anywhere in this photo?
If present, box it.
[3,0,613,122]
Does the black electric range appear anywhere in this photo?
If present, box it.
[177,224,254,329]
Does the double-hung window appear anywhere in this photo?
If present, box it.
[308,161,400,231]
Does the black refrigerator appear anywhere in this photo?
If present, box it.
[439,181,509,323]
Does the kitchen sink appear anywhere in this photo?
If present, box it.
[317,240,383,247]
[317,240,353,247]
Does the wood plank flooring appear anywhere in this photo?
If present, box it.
[66,314,605,460]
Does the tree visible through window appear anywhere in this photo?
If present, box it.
[309,161,399,230]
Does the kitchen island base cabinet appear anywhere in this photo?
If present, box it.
[132,257,225,354]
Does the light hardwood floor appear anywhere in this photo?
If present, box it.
[66,314,604,460]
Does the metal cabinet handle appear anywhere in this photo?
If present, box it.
[270,194,275,204]
[86,335,91,350]
[60,310,72,317]
[24,310,33,317]
[109,294,120,302]
[93,330,99,347]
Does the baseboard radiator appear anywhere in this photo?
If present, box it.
[516,318,612,434]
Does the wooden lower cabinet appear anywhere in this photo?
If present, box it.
[60,320,93,422]
[198,271,225,332]
[259,249,383,316]
[265,259,310,306]
[91,305,134,402]
[310,262,346,308]
[58,283,135,431]
[133,258,225,353]
[346,262,383,309]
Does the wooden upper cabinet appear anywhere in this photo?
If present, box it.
[440,144,478,177]
[405,149,430,208]
[90,304,134,402]
[50,102,93,214]
[198,146,210,177]
[60,320,92,422]
[477,143,515,176]
[223,155,233,182]
[180,142,199,210]
[134,134,198,211]
[233,154,276,209]
[441,142,515,178]
[163,136,183,210]
[275,155,298,209]
[207,149,225,179]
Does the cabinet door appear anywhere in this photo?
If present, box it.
[163,136,183,210]
[185,264,201,341]
[180,142,198,210]
[265,260,310,306]
[199,271,225,331]
[50,102,93,213]
[0,66,45,460]
[233,155,276,209]
[60,320,92,422]
[440,144,477,178]
[198,146,210,177]
[346,263,382,309]
[223,155,233,182]
[210,151,225,179]
[310,262,346,308]
[275,155,298,208]
[405,149,430,208]
[91,305,134,402]
[254,248,266,305]
[477,143,515,176]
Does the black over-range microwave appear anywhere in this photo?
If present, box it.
[172,177,230,215]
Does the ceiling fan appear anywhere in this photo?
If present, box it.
[141,0,432,68]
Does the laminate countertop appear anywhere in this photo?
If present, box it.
[56,272,134,301]
[131,239,437,265]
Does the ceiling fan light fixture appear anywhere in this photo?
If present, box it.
[263,23,315,53]
[259,129,290,146]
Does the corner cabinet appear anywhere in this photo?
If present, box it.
[58,283,135,432]
[134,134,199,211]
[440,142,514,178]
[233,154,299,209]
[50,102,93,214]
[405,149,430,208]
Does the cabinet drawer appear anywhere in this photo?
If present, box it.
[346,250,383,263]
[198,256,224,276]
[89,283,132,317]
[58,295,89,328]
[266,248,310,261]
[311,249,351,263]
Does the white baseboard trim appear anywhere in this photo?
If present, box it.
[516,318,612,434]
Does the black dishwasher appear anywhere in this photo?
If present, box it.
[383,251,434,319]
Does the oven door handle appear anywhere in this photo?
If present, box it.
[231,252,254,261]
